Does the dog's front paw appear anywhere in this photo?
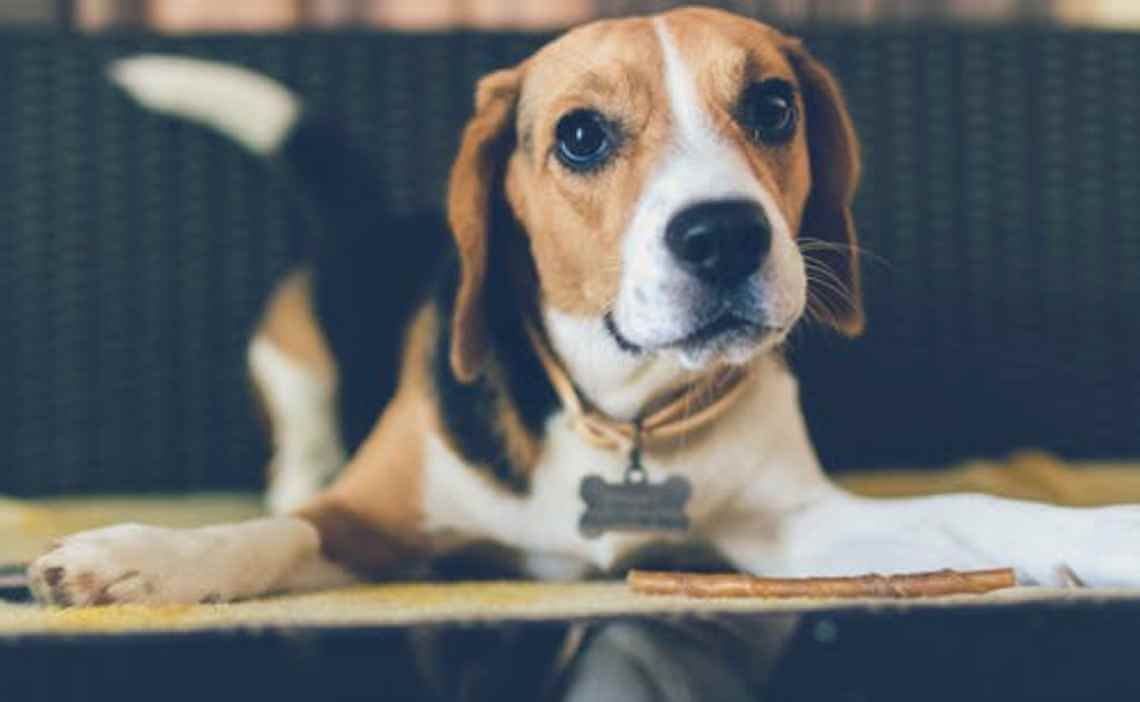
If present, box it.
[1052,505,1140,587]
[28,524,215,607]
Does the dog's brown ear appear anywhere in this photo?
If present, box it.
[786,42,864,336]
[446,67,522,382]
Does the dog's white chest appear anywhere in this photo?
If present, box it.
[419,414,649,573]
[418,375,791,576]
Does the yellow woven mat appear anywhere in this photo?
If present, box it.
[5,580,1140,636]
[2,451,1138,635]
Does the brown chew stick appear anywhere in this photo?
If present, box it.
[628,568,1016,599]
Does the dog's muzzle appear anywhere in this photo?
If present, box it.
[664,198,770,288]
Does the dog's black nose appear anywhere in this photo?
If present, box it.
[665,199,771,286]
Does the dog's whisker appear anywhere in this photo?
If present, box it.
[797,235,891,269]
[805,276,853,307]
[804,273,855,312]
[803,258,856,302]
[802,284,846,328]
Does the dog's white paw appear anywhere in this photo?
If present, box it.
[1049,505,1140,587]
[27,523,224,607]
[760,494,1140,588]
[28,517,327,607]
[916,499,1140,587]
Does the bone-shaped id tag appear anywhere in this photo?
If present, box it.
[578,426,691,538]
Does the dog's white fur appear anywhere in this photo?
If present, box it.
[108,56,300,155]
[248,338,346,514]
[426,354,791,571]
[30,35,1140,607]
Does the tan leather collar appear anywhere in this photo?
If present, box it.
[525,322,754,451]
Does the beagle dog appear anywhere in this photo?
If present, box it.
[27,6,1140,608]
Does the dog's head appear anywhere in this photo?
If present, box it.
[446,6,861,382]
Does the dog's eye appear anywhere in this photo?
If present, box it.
[742,79,797,144]
[555,110,612,171]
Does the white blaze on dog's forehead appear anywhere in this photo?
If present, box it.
[654,16,711,149]
[648,17,791,239]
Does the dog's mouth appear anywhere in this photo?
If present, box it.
[603,312,645,353]
[605,311,783,356]
[674,313,757,348]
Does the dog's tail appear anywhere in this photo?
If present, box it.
[108,55,383,235]
[110,56,446,454]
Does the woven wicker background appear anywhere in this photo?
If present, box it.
[2,27,1139,496]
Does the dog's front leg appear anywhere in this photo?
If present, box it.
[27,515,357,606]
[721,488,1140,587]
[27,474,424,607]
[28,387,429,607]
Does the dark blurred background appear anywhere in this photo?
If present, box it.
[2,0,1140,30]
[3,1,1140,497]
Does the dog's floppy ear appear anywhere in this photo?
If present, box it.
[785,41,864,336]
[446,67,522,382]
